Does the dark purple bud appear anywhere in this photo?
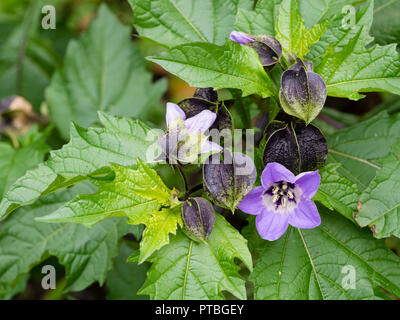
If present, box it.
[230,31,282,67]
[262,119,328,175]
[179,88,232,132]
[280,58,327,124]
[193,87,218,102]
[247,35,282,67]
[288,58,313,72]
[182,197,215,242]
[203,150,256,212]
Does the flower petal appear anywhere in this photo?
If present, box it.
[201,140,222,154]
[288,200,321,228]
[229,31,255,44]
[166,102,186,126]
[256,210,289,241]
[185,110,216,134]
[238,186,265,215]
[261,162,296,188]
[295,170,321,199]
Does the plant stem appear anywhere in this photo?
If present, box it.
[175,164,188,192]
[186,183,203,196]
[230,89,251,128]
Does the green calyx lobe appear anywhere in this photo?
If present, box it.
[262,119,327,175]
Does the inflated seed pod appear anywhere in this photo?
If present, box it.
[181,197,215,242]
[203,150,257,212]
[262,120,327,175]
[280,58,327,124]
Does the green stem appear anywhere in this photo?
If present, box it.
[230,89,251,128]
[185,183,203,199]
[175,164,188,192]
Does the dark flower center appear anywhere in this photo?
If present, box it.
[263,181,297,211]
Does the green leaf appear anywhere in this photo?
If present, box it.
[372,0,400,47]
[106,240,149,300]
[37,162,181,263]
[235,0,357,36]
[356,142,400,239]
[315,0,400,100]
[128,0,253,48]
[0,112,160,220]
[36,163,170,226]
[0,127,49,197]
[235,0,282,36]
[307,0,374,68]
[148,41,275,98]
[0,274,28,300]
[314,163,360,221]
[134,206,183,264]
[139,214,252,300]
[327,112,400,191]
[0,184,130,294]
[46,5,166,139]
[249,206,400,300]
[0,0,59,109]
[275,0,328,59]
[298,0,360,27]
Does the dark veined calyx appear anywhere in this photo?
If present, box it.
[179,88,232,132]
[280,58,327,124]
[181,197,215,243]
[247,35,282,67]
[229,31,282,67]
[262,119,328,175]
[203,150,257,212]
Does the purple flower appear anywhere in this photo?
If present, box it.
[159,103,222,163]
[238,162,321,241]
[229,31,255,44]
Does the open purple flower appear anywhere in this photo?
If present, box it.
[238,162,321,241]
[159,102,222,163]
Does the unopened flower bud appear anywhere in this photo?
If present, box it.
[182,197,215,242]
[280,58,327,124]
[263,119,327,175]
[179,88,232,131]
[230,31,282,67]
[247,35,282,67]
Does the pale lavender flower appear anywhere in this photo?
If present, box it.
[159,103,222,163]
[229,31,255,44]
[238,162,321,241]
